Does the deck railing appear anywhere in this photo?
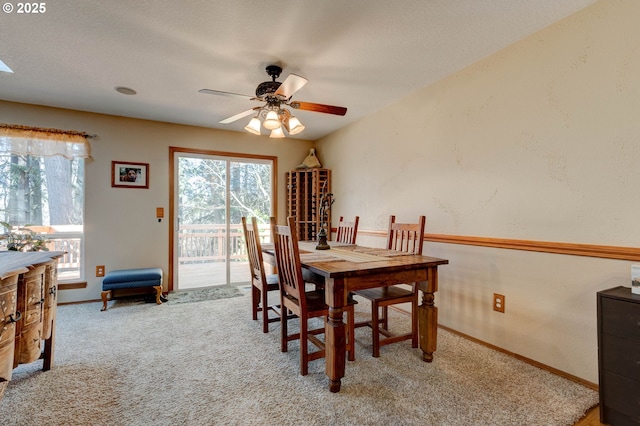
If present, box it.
[178,223,270,264]
[13,226,84,280]
[45,234,82,275]
[1,223,271,280]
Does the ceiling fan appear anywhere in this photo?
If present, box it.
[199,65,347,138]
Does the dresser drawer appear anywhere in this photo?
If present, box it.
[601,370,640,421]
[601,297,640,342]
[601,405,640,426]
[0,274,18,382]
[0,277,18,348]
[601,333,640,382]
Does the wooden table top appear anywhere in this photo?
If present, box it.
[263,241,448,278]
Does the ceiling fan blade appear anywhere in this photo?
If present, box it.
[199,89,253,100]
[219,108,259,124]
[289,101,347,116]
[274,74,308,99]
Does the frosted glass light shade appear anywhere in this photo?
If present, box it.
[287,116,305,135]
[263,110,281,130]
[269,127,285,138]
[244,117,261,135]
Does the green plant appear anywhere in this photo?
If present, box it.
[0,222,49,252]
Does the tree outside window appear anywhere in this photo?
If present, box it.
[0,153,84,279]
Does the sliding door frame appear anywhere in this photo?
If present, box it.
[168,146,277,292]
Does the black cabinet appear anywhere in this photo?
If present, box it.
[597,286,640,425]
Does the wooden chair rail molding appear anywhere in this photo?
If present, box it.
[351,229,640,262]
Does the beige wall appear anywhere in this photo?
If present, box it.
[318,0,639,384]
[0,100,313,304]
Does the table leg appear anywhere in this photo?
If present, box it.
[418,266,438,362]
[324,277,346,393]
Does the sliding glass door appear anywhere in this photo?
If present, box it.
[172,149,274,290]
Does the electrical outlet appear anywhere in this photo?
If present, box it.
[96,265,105,277]
[493,293,505,313]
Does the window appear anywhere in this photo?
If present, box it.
[0,125,91,281]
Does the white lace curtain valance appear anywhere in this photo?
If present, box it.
[0,124,93,159]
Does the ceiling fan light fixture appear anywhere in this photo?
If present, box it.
[286,116,305,135]
[206,65,347,139]
[244,117,261,135]
[269,127,285,139]
[263,110,281,130]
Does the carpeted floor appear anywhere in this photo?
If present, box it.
[0,290,598,425]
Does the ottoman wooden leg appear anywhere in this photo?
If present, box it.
[154,285,163,305]
[101,290,111,311]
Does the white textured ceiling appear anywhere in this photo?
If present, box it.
[0,0,597,140]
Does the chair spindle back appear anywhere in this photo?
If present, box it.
[386,215,426,255]
[270,216,306,308]
[242,217,266,284]
[335,216,359,244]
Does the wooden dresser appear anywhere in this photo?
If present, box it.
[0,251,64,400]
[597,286,640,425]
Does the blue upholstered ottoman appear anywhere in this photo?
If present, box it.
[101,267,163,311]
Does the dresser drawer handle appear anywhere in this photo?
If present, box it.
[9,311,22,323]
[49,286,57,297]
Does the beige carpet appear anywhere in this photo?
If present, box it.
[0,291,598,425]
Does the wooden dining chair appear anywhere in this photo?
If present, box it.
[271,216,356,375]
[241,216,282,333]
[335,216,359,244]
[353,215,426,357]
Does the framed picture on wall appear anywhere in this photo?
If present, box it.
[111,161,149,189]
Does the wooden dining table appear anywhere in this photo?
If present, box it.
[262,241,449,393]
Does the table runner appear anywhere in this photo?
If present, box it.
[298,242,393,263]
